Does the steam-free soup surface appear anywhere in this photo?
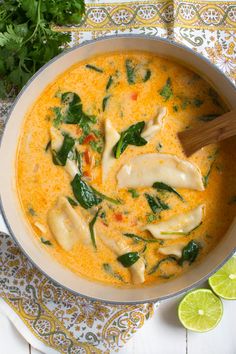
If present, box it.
[17,52,236,287]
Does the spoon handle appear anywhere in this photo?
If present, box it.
[178,110,236,157]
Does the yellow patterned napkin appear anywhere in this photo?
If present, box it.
[0,0,235,353]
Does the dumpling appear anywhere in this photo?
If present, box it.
[159,243,186,258]
[47,196,90,251]
[102,119,120,182]
[141,107,167,141]
[98,231,145,284]
[117,153,204,191]
[144,205,204,240]
[50,127,78,178]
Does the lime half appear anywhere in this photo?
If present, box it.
[178,289,223,332]
[209,256,236,300]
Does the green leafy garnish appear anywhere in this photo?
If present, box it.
[178,240,200,266]
[85,64,103,73]
[90,186,121,205]
[52,134,75,166]
[28,207,36,216]
[66,196,78,207]
[160,78,173,101]
[193,98,204,107]
[117,252,140,268]
[71,174,102,209]
[173,105,179,112]
[145,193,169,214]
[103,263,124,282]
[203,150,218,187]
[146,213,157,223]
[102,95,111,112]
[89,208,101,249]
[148,256,177,275]
[127,189,139,198]
[125,59,151,84]
[152,182,184,201]
[208,88,221,107]
[45,140,51,152]
[123,233,158,243]
[41,237,52,246]
[52,92,96,134]
[0,0,85,98]
[113,121,147,158]
[106,76,113,91]
[199,114,218,122]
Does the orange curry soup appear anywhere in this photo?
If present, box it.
[16,51,236,287]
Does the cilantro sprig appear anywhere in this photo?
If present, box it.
[0,0,85,98]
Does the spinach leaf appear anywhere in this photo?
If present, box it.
[152,182,184,201]
[41,238,52,246]
[102,95,111,112]
[52,134,75,166]
[28,207,36,216]
[148,256,177,275]
[66,196,78,207]
[143,69,151,82]
[145,193,169,214]
[71,174,102,209]
[117,252,140,268]
[52,107,64,127]
[123,233,158,243]
[106,76,113,91]
[160,78,173,101]
[178,240,200,266]
[113,121,147,158]
[203,150,218,187]
[103,263,124,282]
[90,186,121,205]
[146,213,157,223]
[89,208,101,249]
[199,114,218,122]
[193,98,204,107]
[125,59,151,84]
[128,189,139,198]
[125,59,136,84]
[85,64,103,73]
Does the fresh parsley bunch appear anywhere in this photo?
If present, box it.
[0,0,85,98]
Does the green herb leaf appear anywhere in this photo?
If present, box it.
[52,134,75,166]
[90,186,121,205]
[146,213,157,223]
[106,76,113,91]
[193,98,204,107]
[152,182,184,201]
[203,150,218,187]
[125,59,136,84]
[199,114,219,122]
[66,196,78,207]
[41,237,52,246]
[117,252,140,268]
[145,193,169,214]
[85,64,103,73]
[71,174,102,209]
[143,69,151,82]
[178,240,200,266]
[89,208,101,249]
[127,189,139,198]
[103,263,124,281]
[45,140,51,152]
[113,121,147,158]
[102,95,111,112]
[123,233,158,243]
[160,78,173,101]
[28,207,36,216]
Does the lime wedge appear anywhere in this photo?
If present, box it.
[178,289,223,332]
[209,256,236,299]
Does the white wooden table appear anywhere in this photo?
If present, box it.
[1,294,236,354]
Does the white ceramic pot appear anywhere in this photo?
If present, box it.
[1,35,236,304]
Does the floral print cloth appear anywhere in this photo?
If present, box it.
[0,0,235,353]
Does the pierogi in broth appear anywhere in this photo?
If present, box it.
[16,52,236,287]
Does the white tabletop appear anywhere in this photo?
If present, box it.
[1,293,236,354]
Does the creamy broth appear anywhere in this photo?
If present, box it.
[16,52,236,287]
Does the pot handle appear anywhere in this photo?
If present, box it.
[0,213,9,234]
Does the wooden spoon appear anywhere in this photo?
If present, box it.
[178,110,236,157]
